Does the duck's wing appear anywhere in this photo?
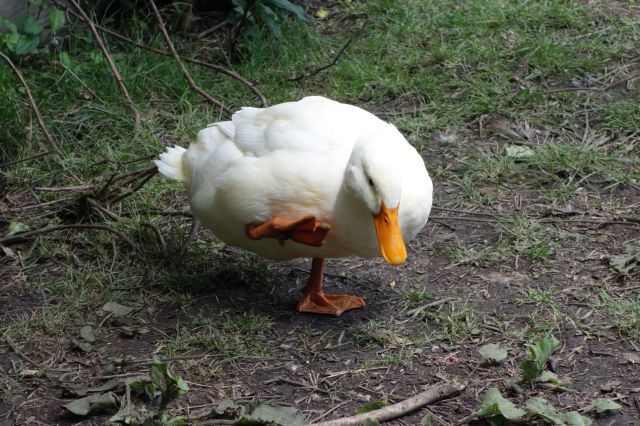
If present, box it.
[231,96,385,156]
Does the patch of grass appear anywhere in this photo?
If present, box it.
[498,219,562,262]
[587,290,640,340]
[166,312,274,365]
[418,298,483,342]
[403,289,432,309]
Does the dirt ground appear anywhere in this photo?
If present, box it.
[2,133,639,425]
[2,1,640,424]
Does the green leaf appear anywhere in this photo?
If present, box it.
[13,34,39,55]
[16,15,43,36]
[102,301,134,317]
[521,336,560,383]
[49,8,65,34]
[537,371,571,390]
[0,17,18,34]
[7,221,28,236]
[59,51,72,67]
[267,0,309,21]
[506,145,534,160]
[526,397,592,425]
[74,340,93,352]
[592,398,622,414]
[478,343,508,363]
[356,398,388,414]
[476,388,526,421]
[148,362,189,406]
[238,401,307,426]
[80,325,96,343]
[62,392,118,416]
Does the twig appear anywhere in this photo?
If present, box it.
[312,383,465,426]
[142,222,168,257]
[0,224,140,253]
[108,168,158,204]
[177,219,201,260]
[148,0,233,115]
[63,0,141,125]
[34,185,96,192]
[0,150,54,168]
[2,333,39,367]
[0,52,62,156]
[545,71,640,94]
[87,197,121,221]
[61,12,266,107]
[289,38,353,82]
[405,298,455,317]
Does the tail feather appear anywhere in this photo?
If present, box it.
[155,146,188,182]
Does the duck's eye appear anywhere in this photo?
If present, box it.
[367,177,374,187]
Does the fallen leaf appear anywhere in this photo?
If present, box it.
[74,340,92,352]
[609,244,640,275]
[600,380,621,393]
[315,8,329,19]
[537,371,571,390]
[7,221,28,236]
[80,325,96,343]
[592,398,622,414]
[477,388,526,421]
[478,343,508,364]
[240,402,307,426]
[102,301,133,317]
[526,397,592,425]
[506,145,534,160]
[62,392,118,416]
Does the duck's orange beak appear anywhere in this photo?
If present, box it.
[373,202,407,265]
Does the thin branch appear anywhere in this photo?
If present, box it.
[63,11,267,107]
[0,52,62,156]
[176,218,201,260]
[311,383,465,426]
[545,70,640,94]
[62,0,141,125]
[34,185,96,192]
[148,0,233,115]
[289,38,353,82]
[107,167,158,204]
[0,224,140,253]
[0,150,54,168]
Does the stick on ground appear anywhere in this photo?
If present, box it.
[311,383,465,426]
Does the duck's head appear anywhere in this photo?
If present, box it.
[345,129,407,265]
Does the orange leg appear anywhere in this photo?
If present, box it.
[245,215,330,247]
[296,258,365,316]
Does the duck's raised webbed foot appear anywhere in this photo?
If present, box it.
[245,215,330,247]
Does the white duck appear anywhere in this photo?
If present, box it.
[156,96,432,316]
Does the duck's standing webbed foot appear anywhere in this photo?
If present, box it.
[245,215,330,247]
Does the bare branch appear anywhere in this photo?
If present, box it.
[58,0,141,125]
[148,0,233,115]
[0,52,62,156]
[311,383,465,426]
[289,38,353,82]
[62,9,267,107]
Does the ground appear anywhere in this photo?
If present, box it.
[1,0,640,425]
